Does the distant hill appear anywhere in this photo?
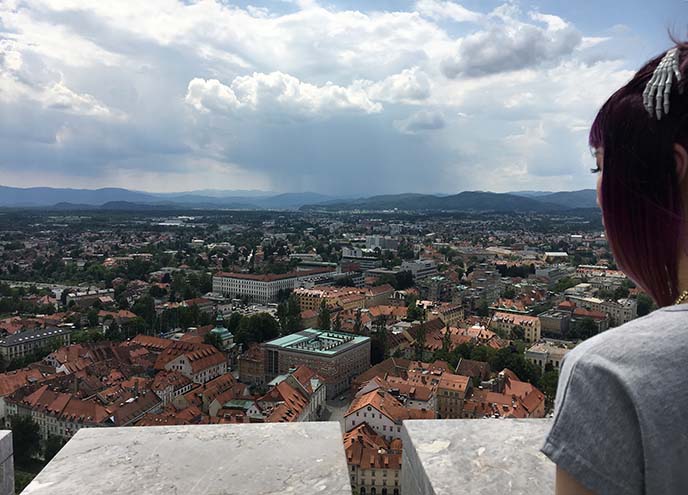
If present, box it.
[0,185,598,211]
[533,189,597,209]
[303,191,566,212]
[0,186,155,207]
[508,190,553,198]
[0,185,339,210]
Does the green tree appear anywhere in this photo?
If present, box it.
[204,331,224,351]
[43,435,65,462]
[636,293,655,317]
[87,308,99,328]
[333,312,342,332]
[317,300,331,331]
[476,300,490,317]
[353,310,362,334]
[10,415,40,466]
[104,321,123,342]
[540,369,559,413]
[286,294,302,333]
[554,277,577,294]
[501,286,516,299]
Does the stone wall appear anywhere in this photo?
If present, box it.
[401,419,554,494]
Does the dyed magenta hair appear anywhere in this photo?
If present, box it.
[589,43,688,307]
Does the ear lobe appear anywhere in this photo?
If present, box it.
[674,143,688,183]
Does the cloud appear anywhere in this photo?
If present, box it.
[394,110,446,134]
[365,67,432,103]
[415,0,482,23]
[442,10,582,78]
[0,0,642,194]
[0,41,116,118]
[185,72,382,119]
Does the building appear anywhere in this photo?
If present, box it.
[436,373,472,419]
[344,388,434,441]
[293,285,394,313]
[565,295,636,327]
[212,268,336,304]
[0,327,72,362]
[537,309,571,337]
[400,260,438,280]
[156,342,228,384]
[151,371,197,406]
[263,329,371,399]
[238,344,266,385]
[262,366,326,422]
[525,342,571,373]
[344,423,402,495]
[490,312,541,343]
[341,247,382,271]
[417,276,454,302]
[366,236,400,252]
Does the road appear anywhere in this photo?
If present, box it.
[323,392,352,432]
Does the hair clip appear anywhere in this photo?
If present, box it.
[643,47,682,120]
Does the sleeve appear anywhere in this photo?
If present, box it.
[541,352,645,495]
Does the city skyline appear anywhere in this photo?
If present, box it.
[1,0,686,194]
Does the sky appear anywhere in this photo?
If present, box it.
[0,0,687,195]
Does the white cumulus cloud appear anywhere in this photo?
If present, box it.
[185,71,382,119]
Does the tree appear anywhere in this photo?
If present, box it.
[540,369,559,413]
[511,325,525,341]
[204,331,224,351]
[501,286,516,299]
[317,300,331,331]
[476,300,490,317]
[636,293,655,317]
[10,415,40,465]
[571,317,597,340]
[43,435,65,462]
[333,312,342,332]
[87,308,99,328]
[554,277,577,294]
[277,302,288,334]
[105,321,123,341]
[407,302,424,322]
[286,294,302,334]
[132,295,156,327]
[394,271,414,290]
[353,310,362,334]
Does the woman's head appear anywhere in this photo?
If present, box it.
[590,42,688,307]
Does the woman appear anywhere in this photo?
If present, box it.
[541,43,688,495]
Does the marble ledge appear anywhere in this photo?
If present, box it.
[401,418,555,495]
[21,422,352,495]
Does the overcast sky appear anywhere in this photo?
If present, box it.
[1,0,686,195]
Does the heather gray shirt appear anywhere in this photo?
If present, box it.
[541,304,688,494]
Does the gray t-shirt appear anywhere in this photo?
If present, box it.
[541,304,688,494]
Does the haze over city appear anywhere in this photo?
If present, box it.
[1,0,684,194]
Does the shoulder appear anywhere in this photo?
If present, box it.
[562,304,688,372]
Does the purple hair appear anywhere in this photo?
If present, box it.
[589,43,688,307]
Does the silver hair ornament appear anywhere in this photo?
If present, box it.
[643,47,683,120]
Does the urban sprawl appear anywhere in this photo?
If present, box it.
[0,209,647,493]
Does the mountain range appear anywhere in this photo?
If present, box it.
[0,185,598,212]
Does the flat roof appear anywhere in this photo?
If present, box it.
[0,326,70,346]
[265,329,370,356]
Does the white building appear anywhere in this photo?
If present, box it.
[525,342,571,373]
[212,268,336,304]
[400,259,438,280]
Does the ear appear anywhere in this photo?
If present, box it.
[674,143,688,183]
